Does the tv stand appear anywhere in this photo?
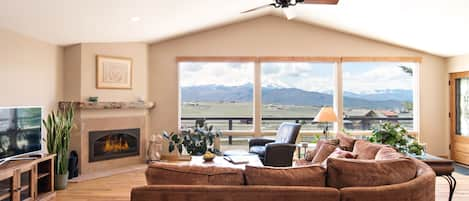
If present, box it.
[0,154,56,201]
[0,157,39,166]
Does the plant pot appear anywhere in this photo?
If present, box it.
[55,172,69,190]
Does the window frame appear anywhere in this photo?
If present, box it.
[177,56,421,139]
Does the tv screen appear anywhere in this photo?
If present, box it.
[0,107,42,160]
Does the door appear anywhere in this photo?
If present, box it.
[450,72,469,165]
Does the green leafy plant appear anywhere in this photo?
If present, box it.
[408,142,424,155]
[368,122,424,154]
[43,104,75,175]
[182,123,222,155]
[164,122,222,156]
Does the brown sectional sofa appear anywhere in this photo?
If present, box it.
[131,139,436,201]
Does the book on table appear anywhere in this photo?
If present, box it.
[224,156,250,164]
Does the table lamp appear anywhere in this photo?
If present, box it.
[314,107,338,139]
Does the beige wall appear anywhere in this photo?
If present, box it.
[448,54,469,73]
[63,43,150,118]
[0,28,63,115]
[149,15,449,156]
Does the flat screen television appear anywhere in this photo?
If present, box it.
[0,106,42,161]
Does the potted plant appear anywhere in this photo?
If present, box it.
[368,122,424,155]
[43,104,74,190]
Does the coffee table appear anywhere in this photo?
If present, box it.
[164,155,263,169]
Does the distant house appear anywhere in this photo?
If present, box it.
[344,109,378,130]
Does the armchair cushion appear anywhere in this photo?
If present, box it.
[249,138,275,148]
[275,123,301,144]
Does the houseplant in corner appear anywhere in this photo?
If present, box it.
[43,104,75,190]
[368,122,424,155]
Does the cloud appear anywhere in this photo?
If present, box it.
[179,62,415,94]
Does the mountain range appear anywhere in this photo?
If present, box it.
[181,84,412,109]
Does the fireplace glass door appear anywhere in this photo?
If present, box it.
[89,128,140,162]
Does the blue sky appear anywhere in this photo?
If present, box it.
[179,62,415,93]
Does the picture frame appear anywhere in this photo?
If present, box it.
[96,55,133,89]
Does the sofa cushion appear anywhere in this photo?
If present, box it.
[305,139,339,161]
[146,162,244,185]
[326,158,417,188]
[312,143,337,163]
[352,140,385,160]
[244,165,326,186]
[336,132,356,151]
[319,148,357,168]
[375,146,405,160]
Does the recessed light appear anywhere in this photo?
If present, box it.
[130,17,141,22]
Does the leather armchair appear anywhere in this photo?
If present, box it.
[249,122,301,167]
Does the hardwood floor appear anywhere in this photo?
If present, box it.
[56,169,469,201]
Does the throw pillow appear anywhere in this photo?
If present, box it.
[319,148,358,168]
[326,158,417,188]
[146,163,244,185]
[352,140,386,160]
[305,139,339,161]
[312,143,337,163]
[336,132,356,151]
[375,147,405,160]
[244,165,326,186]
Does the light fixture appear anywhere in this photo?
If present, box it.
[282,7,296,20]
[130,16,141,22]
[314,107,338,139]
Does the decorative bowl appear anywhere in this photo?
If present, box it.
[203,152,215,162]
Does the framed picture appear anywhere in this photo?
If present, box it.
[96,55,133,89]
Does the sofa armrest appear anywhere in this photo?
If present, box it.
[263,143,297,167]
[249,138,275,148]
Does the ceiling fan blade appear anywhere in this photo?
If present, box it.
[241,3,276,14]
[301,0,339,4]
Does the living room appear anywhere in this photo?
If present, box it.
[0,0,468,201]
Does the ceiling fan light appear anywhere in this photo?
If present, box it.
[282,7,297,20]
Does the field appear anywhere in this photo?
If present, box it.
[181,102,413,132]
[181,102,325,131]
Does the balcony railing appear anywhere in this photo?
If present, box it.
[181,117,413,144]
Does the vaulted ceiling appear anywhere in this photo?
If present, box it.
[1,0,468,57]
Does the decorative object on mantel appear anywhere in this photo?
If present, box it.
[58,101,155,110]
[146,134,162,162]
[96,55,133,89]
[88,96,98,103]
[43,103,75,190]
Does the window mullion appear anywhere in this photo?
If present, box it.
[334,61,344,132]
[254,61,262,137]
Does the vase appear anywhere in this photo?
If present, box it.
[214,137,221,151]
[55,171,69,190]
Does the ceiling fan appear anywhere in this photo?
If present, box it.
[242,0,339,20]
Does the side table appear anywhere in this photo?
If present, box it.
[411,154,456,201]
[295,143,316,159]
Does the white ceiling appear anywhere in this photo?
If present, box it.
[0,0,468,57]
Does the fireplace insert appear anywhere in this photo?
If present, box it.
[89,128,140,162]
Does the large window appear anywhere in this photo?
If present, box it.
[261,62,334,131]
[179,62,255,131]
[178,57,419,137]
[342,62,416,131]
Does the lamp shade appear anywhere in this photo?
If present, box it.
[314,107,338,122]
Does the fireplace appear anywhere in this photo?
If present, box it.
[89,128,140,162]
